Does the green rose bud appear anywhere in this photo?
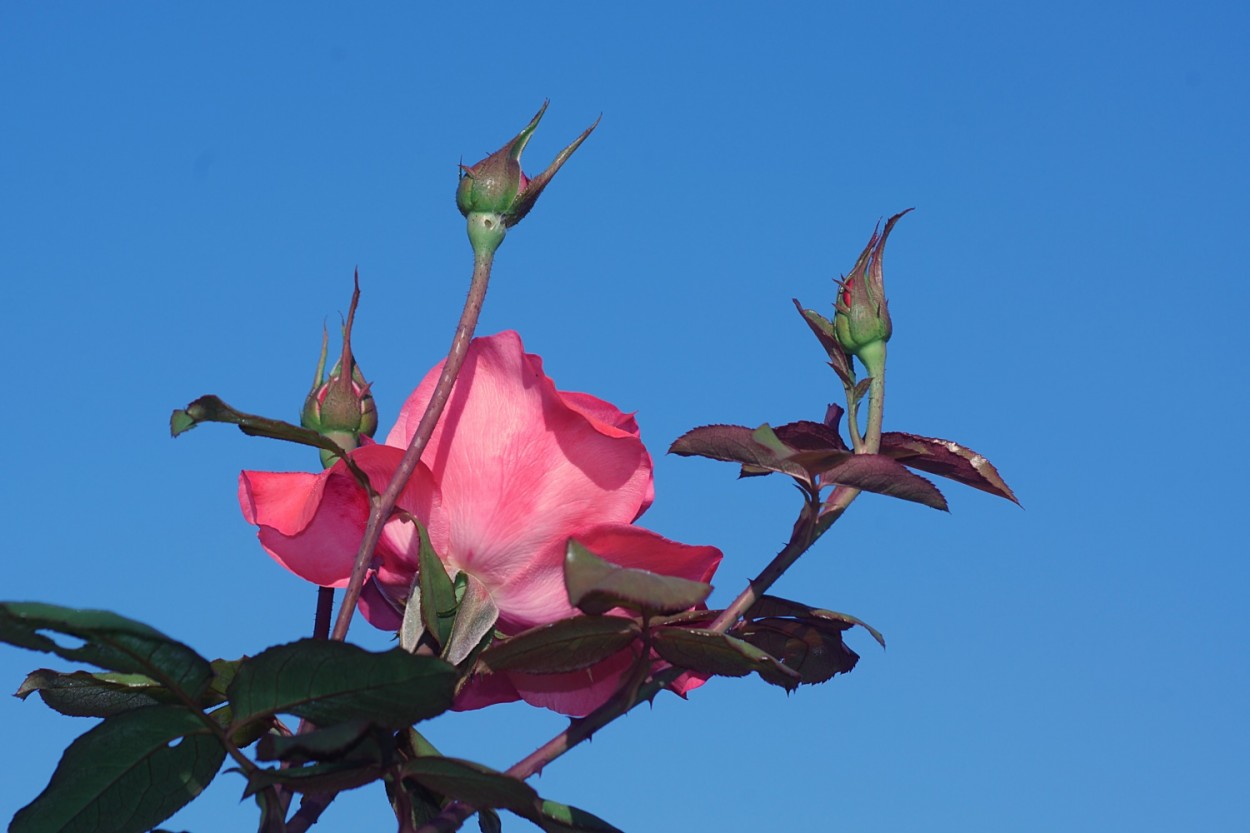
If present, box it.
[301,272,377,468]
[834,210,912,375]
[456,101,600,256]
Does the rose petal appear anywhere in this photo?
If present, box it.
[488,524,723,638]
[386,332,655,629]
[239,444,440,589]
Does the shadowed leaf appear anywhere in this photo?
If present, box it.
[652,628,800,689]
[820,455,949,510]
[478,616,640,674]
[227,639,456,729]
[737,618,860,684]
[10,705,226,833]
[246,759,385,797]
[402,757,537,813]
[747,595,886,649]
[881,432,1020,504]
[532,799,625,833]
[480,808,503,833]
[565,540,712,615]
[170,395,371,488]
[256,719,392,764]
[0,603,213,701]
[15,670,178,718]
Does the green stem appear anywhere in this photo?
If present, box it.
[844,380,864,453]
[329,232,499,643]
[859,340,887,454]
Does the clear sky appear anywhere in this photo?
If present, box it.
[2,3,1248,831]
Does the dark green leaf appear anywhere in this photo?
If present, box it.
[0,603,213,701]
[479,808,503,833]
[651,628,800,689]
[478,616,640,675]
[15,669,176,717]
[531,799,624,833]
[668,424,810,481]
[737,618,860,684]
[246,759,384,797]
[10,704,226,833]
[442,574,499,666]
[418,523,458,647]
[256,719,393,764]
[169,395,371,488]
[880,432,1021,505]
[227,639,456,729]
[402,757,537,813]
[564,541,712,616]
[747,595,886,649]
[820,455,949,510]
[207,657,241,704]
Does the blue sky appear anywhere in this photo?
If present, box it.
[2,2,1247,831]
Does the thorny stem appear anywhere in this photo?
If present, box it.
[328,248,495,643]
[312,587,334,640]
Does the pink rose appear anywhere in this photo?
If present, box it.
[239,331,721,715]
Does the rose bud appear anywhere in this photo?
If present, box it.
[834,210,912,373]
[301,274,377,468]
[456,100,599,254]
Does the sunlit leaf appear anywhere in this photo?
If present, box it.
[668,424,809,481]
[418,523,458,647]
[565,541,712,616]
[10,705,225,833]
[880,432,1020,504]
[820,455,949,510]
[792,299,855,388]
[442,574,498,666]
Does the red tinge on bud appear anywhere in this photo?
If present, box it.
[301,271,377,468]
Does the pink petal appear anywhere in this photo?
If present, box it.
[573,524,723,584]
[503,646,640,717]
[385,332,655,630]
[238,444,440,591]
[487,524,723,651]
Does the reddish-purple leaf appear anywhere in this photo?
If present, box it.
[792,299,855,387]
[774,420,849,453]
[880,433,1020,505]
[669,424,809,481]
[821,455,949,510]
